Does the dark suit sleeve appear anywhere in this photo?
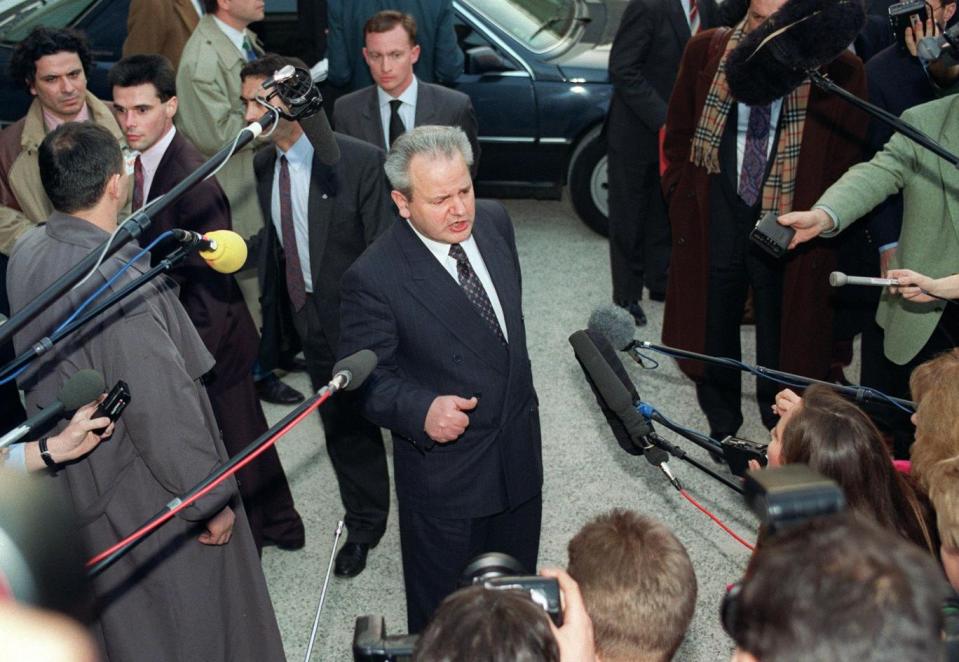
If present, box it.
[432,2,465,84]
[327,0,352,87]
[358,147,394,245]
[609,0,669,133]
[864,61,903,249]
[339,265,438,447]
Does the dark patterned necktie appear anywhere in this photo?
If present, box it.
[132,155,144,210]
[738,103,772,207]
[448,243,506,345]
[388,99,406,148]
[279,155,307,311]
[688,0,700,33]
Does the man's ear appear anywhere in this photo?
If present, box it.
[410,44,421,66]
[391,190,411,218]
[166,96,178,118]
[108,172,125,203]
[362,47,371,66]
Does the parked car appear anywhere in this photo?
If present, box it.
[0,0,621,234]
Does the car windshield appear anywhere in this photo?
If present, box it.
[0,0,96,45]
[467,0,580,53]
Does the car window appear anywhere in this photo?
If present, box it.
[0,0,97,45]
[466,0,579,53]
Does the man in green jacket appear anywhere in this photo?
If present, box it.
[780,94,959,416]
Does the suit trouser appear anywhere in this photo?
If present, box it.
[398,492,542,633]
[608,152,671,303]
[697,186,782,437]
[292,295,389,545]
[206,368,303,553]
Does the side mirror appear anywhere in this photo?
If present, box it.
[466,46,513,74]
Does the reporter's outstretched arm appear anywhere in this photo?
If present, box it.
[888,268,959,302]
[21,400,113,472]
[777,208,835,249]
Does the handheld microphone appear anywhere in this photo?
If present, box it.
[828,271,899,287]
[0,370,105,449]
[262,65,340,165]
[171,229,248,274]
[329,350,378,392]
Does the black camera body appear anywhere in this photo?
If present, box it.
[889,0,929,50]
[460,552,563,626]
[743,464,846,535]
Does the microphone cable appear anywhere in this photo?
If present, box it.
[0,230,175,386]
[679,488,754,551]
[86,387,332,575]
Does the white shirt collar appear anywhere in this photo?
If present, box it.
[377,75,419,110]
[212,15,249,55]
[139,126,178,199]
[275,132,314,167]
[406,217,476,264]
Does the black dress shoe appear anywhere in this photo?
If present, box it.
[617,301,647,327]
[278,355,308,373]
[334,542,371,578]
[262,536,305,551]
[255,375,305,405]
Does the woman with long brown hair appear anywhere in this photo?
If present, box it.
[757,385,937,556]
[910,348,959,589]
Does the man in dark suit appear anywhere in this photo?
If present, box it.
[338,125,543,633]
[109,54,304,553]
[327,0,463,91]
[240,55,394,577]
[606,0,717,326]
[333,10,479,170]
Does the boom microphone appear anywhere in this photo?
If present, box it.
[588,305,639,352]
[828,271,898,287]
[264,65,340,165]
[171,229,248,274]
[0,370,105,449]
[726,0,866,105]
[329,350,378,392]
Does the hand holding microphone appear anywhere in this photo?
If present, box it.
[887,268,959,302]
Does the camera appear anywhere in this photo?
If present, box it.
[743,463,846,535]
[352,552,561,661]
[889,0,929,51]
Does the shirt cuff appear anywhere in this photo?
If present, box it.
[814,204,841,237]
[2,444,27,473]
[878,242,899,254]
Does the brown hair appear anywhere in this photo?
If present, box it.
[413,585,559,662]
[567,510,696,661]
[910,349,959,548]
[780,385,936,555]
[363,10,417,45]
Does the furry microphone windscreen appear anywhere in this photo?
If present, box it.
[726,0,866,106]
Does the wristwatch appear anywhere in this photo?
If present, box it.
[38,436,58,471]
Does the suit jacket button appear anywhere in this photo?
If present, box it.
[453,353,464,364]
[677,237,686,246]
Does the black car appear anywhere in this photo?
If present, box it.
[0,0,621,234]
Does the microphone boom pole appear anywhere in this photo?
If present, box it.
[0,109,280,348]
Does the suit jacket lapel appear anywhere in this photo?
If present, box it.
[255,149,276,230]
[471,215,522,352]
[363,87,387,149]
[306,155,335,289]
[936,104,959,245]
[413,81,436,126]
[666,0,692,44]
[148,133,181,202]
[396,222,509,372]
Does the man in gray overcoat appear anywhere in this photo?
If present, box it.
[7,122,285,661]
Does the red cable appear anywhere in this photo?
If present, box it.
[679,488,754,551]
[86,390,330,568]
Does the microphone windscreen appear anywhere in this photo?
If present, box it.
[300,111,340,166]
[587,304,636,351]
[200,230,248,274]
[333,349,378,391]
[726,0,865,106]
[828,271,846,287]
[58,370,105,410]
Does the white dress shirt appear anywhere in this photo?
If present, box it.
[377,76,418,151]
[138,126,178,201]
[270,133,315,293]
[407,221,509,341]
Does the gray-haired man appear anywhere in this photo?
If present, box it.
[338,125,543,633]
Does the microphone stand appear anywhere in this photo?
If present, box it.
[0,241,198,380]
[0,109,280,349]
[303,520,345,662]
[86,383,334,577]
[807,69,959,168]
[641,427,745,495]
[633,340,915,410]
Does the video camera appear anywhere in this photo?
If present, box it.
[351,552,561,661]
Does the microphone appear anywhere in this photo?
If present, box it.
[263,65,340,165]
[0,370,105,449]
[329,350,378,392]
[828,271,898,287]
[917,23,959,61]
[725,0,866,106]
[588,304,639,352]
[171,229,248,274]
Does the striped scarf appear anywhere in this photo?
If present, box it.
[689,21,811,216]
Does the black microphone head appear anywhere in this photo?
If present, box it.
[58,370,105,410]
[333,350,378,391]
[300,112,341,166]
[726,0,866,106]
[587,304,636,352]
